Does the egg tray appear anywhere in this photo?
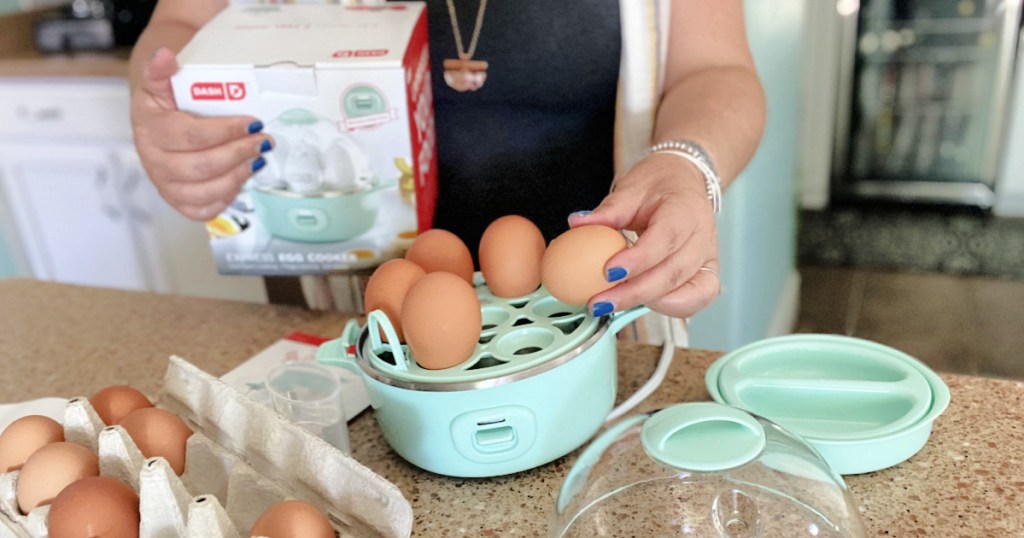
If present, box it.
[350,278,608,384]
[0,356,412,538]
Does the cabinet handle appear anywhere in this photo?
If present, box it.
[95,168,122,220]
[21,106,65,123]
[121,166,153,224]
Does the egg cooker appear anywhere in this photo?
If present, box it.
[705,334,950,475]
[544,334,950,535]
[316,277,655,478]
[552,402,867,537]
[248,108,386,243]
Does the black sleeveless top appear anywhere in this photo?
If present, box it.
[411,0,622,258]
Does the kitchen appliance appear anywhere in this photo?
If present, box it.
[33,0,156,53]
[109,0,157,47]
[830,0,1022,207]
[249,108,385,243]
[552,402,867,537]
[705,334,950,475]
[316,276,670,478]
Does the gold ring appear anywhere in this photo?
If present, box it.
[698,266,719,278]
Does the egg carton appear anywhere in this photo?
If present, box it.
[0,356,413,538]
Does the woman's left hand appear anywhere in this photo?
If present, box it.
[568,152,721,319]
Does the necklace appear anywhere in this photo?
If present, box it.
[443,0,489,92]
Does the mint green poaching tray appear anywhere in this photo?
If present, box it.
[318,277,651,478]
[705,334,950,475]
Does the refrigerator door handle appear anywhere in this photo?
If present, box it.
[831,0,861,185]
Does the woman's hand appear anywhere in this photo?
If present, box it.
[568,153,721,319]
[131,47,273,221]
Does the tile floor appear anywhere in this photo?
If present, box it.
[795,265,1024,380]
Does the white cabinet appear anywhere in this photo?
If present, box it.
[0,77,267,303]
[0,143,155,290]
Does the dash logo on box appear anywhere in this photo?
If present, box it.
[191,82,247,101]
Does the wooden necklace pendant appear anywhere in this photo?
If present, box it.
[443,58,489,92]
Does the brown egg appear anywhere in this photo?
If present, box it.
[479,215,546,298]
[16,442,99,514]
[119,408,193,476]
[541,225,628,305]
[363,258,426,342]
[401,272,482,370]
[0,415,64,472]
[47,476,140,538]
[404,228,475,284]
[89,385,154,425]
[249,499,334,538]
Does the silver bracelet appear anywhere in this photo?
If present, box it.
[647,140,722,214]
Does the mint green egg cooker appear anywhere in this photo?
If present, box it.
[317,280,651,478]
[249,183,389,243]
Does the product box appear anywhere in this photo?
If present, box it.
[171,3,436,275]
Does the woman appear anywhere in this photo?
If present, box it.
[129,0,765,324]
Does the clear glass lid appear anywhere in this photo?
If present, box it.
[552,403,866,537]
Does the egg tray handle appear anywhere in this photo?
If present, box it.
[366,310,411,372]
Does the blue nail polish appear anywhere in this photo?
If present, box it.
[247,121,264,134]
[259,139,273,153]
[252,156,266,173]
[591,302,614,317]
[606,267,628,282]
[570,210,593,219]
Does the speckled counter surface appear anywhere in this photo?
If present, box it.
[1,279,1021,537]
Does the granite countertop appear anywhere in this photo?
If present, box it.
[1,279,1021,536]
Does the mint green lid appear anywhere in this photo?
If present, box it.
[641,403,766,472]
[705,334,951,475]
[277,108,320,126]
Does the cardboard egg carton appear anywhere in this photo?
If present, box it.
[0,356,412,538]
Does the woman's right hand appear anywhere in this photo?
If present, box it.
[131,47,273,221]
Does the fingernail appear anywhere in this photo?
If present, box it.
[567,210,593,225]
[591,302,614,317]
[259,139,273,153]
[247,121,264,134]
[252,156,266,173]
[606,267,628,282]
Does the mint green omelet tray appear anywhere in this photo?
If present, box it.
[706,334,950,475]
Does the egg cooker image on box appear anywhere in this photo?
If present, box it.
[316,276,668,478]
[247,108,393,243]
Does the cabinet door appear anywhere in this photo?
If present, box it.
[0,143,152,291]
[113,146,268,303]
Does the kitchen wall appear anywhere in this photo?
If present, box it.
[688,0,806,351]
[995,31,1024,216]
[0,8,38,58]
